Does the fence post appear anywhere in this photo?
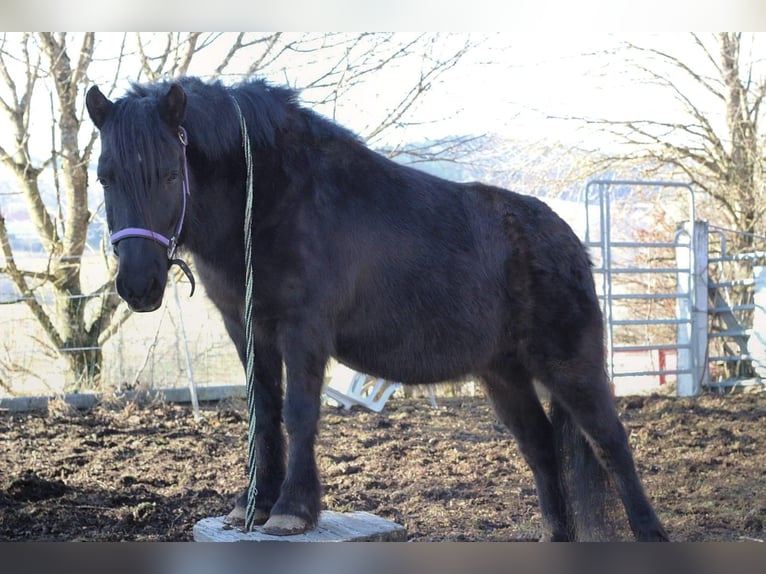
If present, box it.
[747,266,766,380]
[675,221,709,396]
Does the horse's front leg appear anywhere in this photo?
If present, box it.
[261,324,327,536]
[223,325,286,527]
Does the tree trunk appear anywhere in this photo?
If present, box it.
[719,32,759,380]
[721,33,759,245]
[63,347,103,389]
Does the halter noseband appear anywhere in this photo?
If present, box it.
[110,126,196,296]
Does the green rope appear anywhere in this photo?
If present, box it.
[230,94,259,531]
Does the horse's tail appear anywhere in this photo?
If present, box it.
[549,397,623,541]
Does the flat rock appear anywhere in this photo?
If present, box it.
[193,511,407,542]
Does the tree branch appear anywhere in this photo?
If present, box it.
[625,36,725,102]
[0,211,63,348]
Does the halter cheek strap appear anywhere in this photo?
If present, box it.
[110,126,196,296]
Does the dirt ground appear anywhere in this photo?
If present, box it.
[1,390,765,542]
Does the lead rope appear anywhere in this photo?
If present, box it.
[230,95,259,532]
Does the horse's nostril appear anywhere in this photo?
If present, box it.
[116,272,165,312]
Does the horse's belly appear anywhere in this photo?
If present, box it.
[334,293,504,384]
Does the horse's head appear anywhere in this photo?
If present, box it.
[87,83,192,312]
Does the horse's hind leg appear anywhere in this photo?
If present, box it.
[545,361,669,541]
[482,362,570,541]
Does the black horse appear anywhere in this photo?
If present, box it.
[86,76,668,541]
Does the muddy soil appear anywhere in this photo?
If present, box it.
[1,392,765,542]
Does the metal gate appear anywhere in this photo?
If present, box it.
[581,180,706,396]
[706,226,766,390]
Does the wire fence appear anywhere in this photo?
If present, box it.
[5,213,766,400]
[0,252,481,402]
[0,253,241,398]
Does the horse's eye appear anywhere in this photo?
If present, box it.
[166,171,180,184]
[97,177,110,189]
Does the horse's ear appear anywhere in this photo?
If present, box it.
[86,85,113,129]
[160,83,186,128]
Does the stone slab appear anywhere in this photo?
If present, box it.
[193,511,407,542]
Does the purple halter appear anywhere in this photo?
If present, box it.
[110,126,196,295]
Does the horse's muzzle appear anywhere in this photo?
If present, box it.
[116,269,166,313]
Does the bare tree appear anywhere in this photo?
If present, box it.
[0,32,479,391]
[0,33,118,387]
[574,33,766,245]
[563,33,766,381]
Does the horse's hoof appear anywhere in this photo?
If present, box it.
[223,505,269,527]
[540,533,570,542]
[262,514,311,536]
[639,528,670,542]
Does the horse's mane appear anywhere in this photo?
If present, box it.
[100,76,362,206]
[123,76,360,160]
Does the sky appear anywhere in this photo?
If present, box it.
[56,32,749,153]
[2,30,759,236]
[2,31,764,199]
[0,33,753,227]
[0,31,761,161]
